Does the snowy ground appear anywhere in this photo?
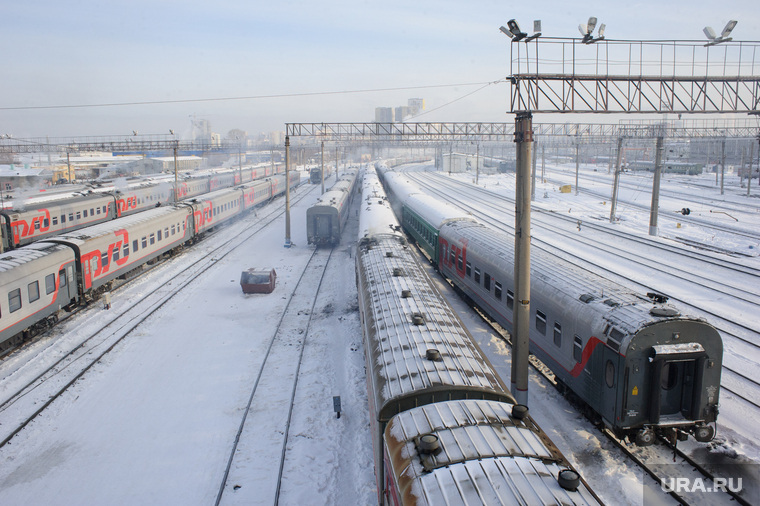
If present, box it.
[0,161,757,505]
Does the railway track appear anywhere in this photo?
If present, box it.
[214,245,334,505]
[0,185,315,449]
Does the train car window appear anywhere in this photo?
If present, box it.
[494,282,502,300]
[150,233,155,245]
[171,225,176,235]
[61,214,66,223]
[43,218,49,227]
[123,243,129,257]
[112,248,119,262]
[69,213,74,221]
[484,273,491,291]
[9,288,22,313]
[101,251,109,267]
[164,227,169,238]
[96,207,101,215]
[507,290,514,310]
[142,237,148,249]
[103,206,107,214]
[90,208,94,215]
[450,249,456,265]
[605,360,615,388]
[157,230,163,241]
[45,274,56,294]
[34,221,40,230]
[133,240,139,252]
[83,210,88,218]
[457,252,464,270]
[554,322,562,347]
[76,212,81,220]
[536,310,547,335]
[661,363,678,390]
[59,270,67,288]
[474,267,481,284]
[53,217,58,226]
[466,261,471,277]
[28,281,40,303]
[573,336,583,363]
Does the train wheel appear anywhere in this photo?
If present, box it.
[635,428,656,446]
[694,424,715,442]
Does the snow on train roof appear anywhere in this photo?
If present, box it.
[404,192,475,229]
[357,237,512,421]
[48,206,188,243]
[358,169,403,241]
[385,400,600,506]
[0,242,72,274]
[441,219,699,336]
[379,171,423,203]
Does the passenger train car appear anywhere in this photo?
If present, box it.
[306,168,360,246]
[378,168,722,446]
[0,164,285,252]
[356,166,600,505]
[0,172,300,353]
[309,165,334,184]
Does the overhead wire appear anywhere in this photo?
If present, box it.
[0,81,502,111]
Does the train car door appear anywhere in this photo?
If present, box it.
[649,344,706,423]
[316,215,332,240]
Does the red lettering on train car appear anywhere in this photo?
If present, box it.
[176,183,189,199]
[438,237,449,269]
[454,239,468,278]
[79,229,130,289]
[193,202,213,232]
[10,208,51,243]
[115,196,138,216]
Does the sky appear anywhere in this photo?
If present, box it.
[2,1,759,139]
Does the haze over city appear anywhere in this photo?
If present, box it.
[2,0,759,139]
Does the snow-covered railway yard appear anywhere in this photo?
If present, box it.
[0,161,758,505]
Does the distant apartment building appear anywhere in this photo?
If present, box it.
[408,98,424,116]
[375,107,394,123]
[394,106,410,122]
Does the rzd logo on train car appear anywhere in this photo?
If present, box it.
[80,229,130,289]
[194,202,213,232]
[175,184,190,199]
[439,236,468,279]
[11,209,51,243]
[115,196,138,216]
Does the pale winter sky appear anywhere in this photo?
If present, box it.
[1,0,758,139]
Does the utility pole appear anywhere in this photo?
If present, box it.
[574,136,580,195]
[749,140,755,197]
[321,141,325,194]
[475,143,480,184]
[610,136,624,223]
[720,138,726,195]
[649,136,664,236]
[173,144,179,203]
[67,151,72,183]
[512,111,532,407]
[284,136,292,248]
[531,140,537,201]
[541,144,545,182]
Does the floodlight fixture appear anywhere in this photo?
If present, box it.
[501,19,541,42]
[579,16,604,43]
[703,19,738,46]
[507,19,527,41]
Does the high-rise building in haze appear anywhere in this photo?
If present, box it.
[375,107,394,123]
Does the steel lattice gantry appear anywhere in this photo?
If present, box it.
[285,121,760,143]
[508,38,760,114]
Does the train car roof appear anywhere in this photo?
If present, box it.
[441,219,709,342]
[0,242,74,275]
[357,235,513,422]
[358,170,404,242]
[385,400,601,506]
[45,206,189,245]
[404,192,476,229]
